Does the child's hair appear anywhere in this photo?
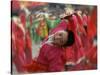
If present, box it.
[63,30,75,47]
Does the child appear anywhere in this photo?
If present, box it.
[24,19,75,72]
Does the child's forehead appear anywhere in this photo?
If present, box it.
[57,31,68,34]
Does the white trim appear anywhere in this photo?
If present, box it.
[66,61,76,66]
[76,56,85,64]
[66,56,85,66]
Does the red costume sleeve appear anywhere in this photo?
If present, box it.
[86,46,97,64]
[47,50,65,72]
[87,7,97,40]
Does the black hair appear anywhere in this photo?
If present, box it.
[60,14,73,20]
[63,30,75,47]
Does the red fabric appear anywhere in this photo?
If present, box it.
[83,14,88,25]
[63,14,85,64]
[66,45,96,71]
[67,14,86,38]
[86,46,97,64]
[75,14,85,34]
[37,44,66,72]
[80,33,91,50]
[65,44,84,63]
[25,30,32,64]
[67,15,78,32]
[50,20,68,35]
[12,20,26,72]
[12,0,20,11]
[15,26,25,53]
[23,60,47,72]
[12,21,17,59]
[30,15,33,26]
[23,43,66,72]
[19,12,26,28]
[65,46,76,62]
[25,31,32,52]
[12,20,25,54]
[67,63,96,71]
[75,13,84,26]
[87,8,97,40]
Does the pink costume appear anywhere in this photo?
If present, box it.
[36,20,68,72]
[87,7,97,40]
[12,20,26,72]
[19,12,32,64]
[25,30,32,64]
[23,19,68,72]
[37,44,66,72]
[37,15,85,71]
[49,16,85,71]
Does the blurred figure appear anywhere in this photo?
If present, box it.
[60,7,87,71]
[38,15,48,40]
[19,7,33,64]
[23,19,75,72]
[46,14,61,32]
[31,14,41,43]
[12,16,26,73]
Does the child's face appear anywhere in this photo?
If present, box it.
[53,31,68,46]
